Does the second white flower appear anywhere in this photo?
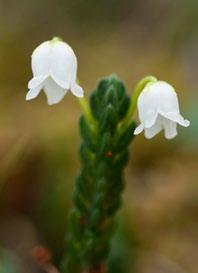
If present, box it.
[134,81,190,139]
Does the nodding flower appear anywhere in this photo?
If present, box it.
[26,37,84,105]
[134,80,190,139]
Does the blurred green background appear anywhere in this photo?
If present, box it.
[0,0,197,272]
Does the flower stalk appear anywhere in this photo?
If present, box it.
[78,97,98,130]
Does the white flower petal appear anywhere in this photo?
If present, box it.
[51,74,70,89]
[174,116,190,127]
[135,80,190,139]
[31,41,51,76]
[50,42,77,88]
[152,81,181,113]
[160,111,190,127]
[137,85,158,127]
[144,112,158,128]
[134,124,144,135]
[28,75,47,89]
[144,115,163,138]
[162,118,177,139]
[43,78,68,105]
[26,85,42,101]
[71,83,84,97]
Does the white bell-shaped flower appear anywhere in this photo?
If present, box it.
[134,81,190,139]
[26,38,84,105]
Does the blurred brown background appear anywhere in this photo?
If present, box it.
[0,0,197,272]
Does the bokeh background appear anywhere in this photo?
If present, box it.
[0,0,197,272]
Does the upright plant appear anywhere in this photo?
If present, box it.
[26,37,190,273]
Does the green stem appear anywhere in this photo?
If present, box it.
[120,75,157,132]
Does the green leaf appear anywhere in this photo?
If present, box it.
[79,116,96,150]
[90,92,101,120]
[89,209,101,226]
[98,132,112,155]
[118,96,130,120]
[100,104,118,133]
[115,121,136,151]
[105,86,117,107]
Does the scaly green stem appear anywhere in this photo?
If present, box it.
[61,75,136,273]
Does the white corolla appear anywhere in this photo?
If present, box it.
[134,81,190,139]
[26,38,84,105]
